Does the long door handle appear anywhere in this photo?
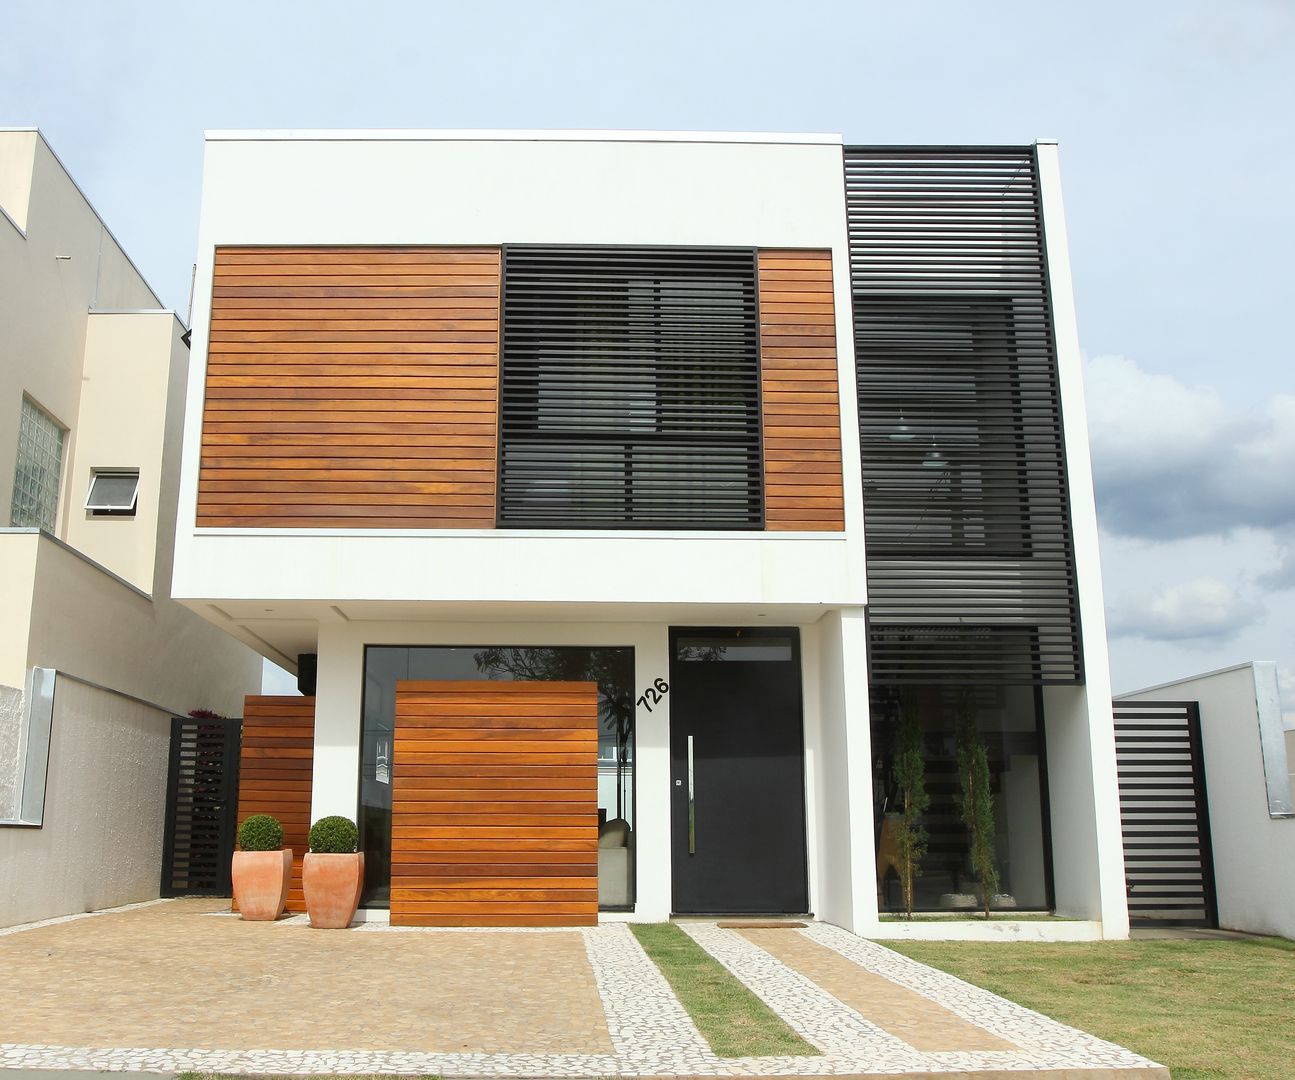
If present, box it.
[687,733,696,855]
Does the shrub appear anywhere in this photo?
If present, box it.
[238,814,284,851]
[309,815,358,854]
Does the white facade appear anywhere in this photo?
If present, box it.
[0,129,262,927]
[172,130,1128,938]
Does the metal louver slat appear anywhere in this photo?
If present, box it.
[498,246,762,529]
[1113,701,1217,926]
[845,147,1081,684]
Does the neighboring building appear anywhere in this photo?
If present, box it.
[1118,662,1294,939]
[172,130,1126,937]
[0,129,262,927]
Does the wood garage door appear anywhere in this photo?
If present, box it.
[391,680,599,926]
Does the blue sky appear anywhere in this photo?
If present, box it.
[4,0,1292,712]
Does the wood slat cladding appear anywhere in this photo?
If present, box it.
[199,247,501,528]
[758,250,846,530]
[391,680,599,927]
[236,695,315,913]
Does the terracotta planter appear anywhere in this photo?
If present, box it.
[303,851,365,929]
[231,849,292,921]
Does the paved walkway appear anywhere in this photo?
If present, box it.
[0,899,1167,1078]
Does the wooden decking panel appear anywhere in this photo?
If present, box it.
[198,247,501,528]
[391,681,599,926]
[758,250,846,531]
[236,695,316,913]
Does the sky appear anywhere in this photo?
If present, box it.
[3,0,1292,717]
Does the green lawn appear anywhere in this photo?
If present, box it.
[630,922,817,1058]
[886,936,1295,1080]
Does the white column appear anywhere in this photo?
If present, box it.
[309,621,363,823]
[1035,140,1129,938]
[814,607,878,932]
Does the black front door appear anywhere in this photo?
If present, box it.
[669,628,808,914]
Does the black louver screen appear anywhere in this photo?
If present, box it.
[846,147,1082,685]
[498,246,762,529]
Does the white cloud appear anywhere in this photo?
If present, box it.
[1085,354,1295,544]
[1107,576,1263,643]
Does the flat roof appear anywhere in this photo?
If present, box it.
[204,128,845,146]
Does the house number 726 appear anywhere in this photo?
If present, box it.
[637,677,670,712]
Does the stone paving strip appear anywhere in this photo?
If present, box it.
[738,928,1015,1052]
[0,898,1169,1077]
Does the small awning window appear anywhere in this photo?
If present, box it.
[85,470,140,513]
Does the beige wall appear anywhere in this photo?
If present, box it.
[0,129,37,231]
[0,131,160,546]
[63,312,178,591]
[0,678,172,926]
[0,532,40,689]
[23,532,258,720]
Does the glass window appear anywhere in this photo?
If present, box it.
[10,397,66,531]
[360,645,635,909]
[85,469,140,515]
[871,683,1050,912]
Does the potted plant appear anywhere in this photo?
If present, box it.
[231,814,291,921]
[303,815,364,929]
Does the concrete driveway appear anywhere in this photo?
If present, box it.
[0,898,1167,1078]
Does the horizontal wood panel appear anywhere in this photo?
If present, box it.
[199,247,501,528]
[391,681,599,927]
[759,250,845,532]
[235,696,316,914]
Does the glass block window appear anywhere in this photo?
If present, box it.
[10,397,66,531]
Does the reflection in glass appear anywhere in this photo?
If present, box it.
[359,645,635,909]
[871,684,1050,912]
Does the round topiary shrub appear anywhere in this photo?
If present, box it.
[309,815,358,854]
[238,814,284,851]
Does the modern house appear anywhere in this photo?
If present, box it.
[0,128,262,927]
[171,130,1128,937]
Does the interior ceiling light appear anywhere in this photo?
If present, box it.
[921,440,947,469]
[888,410,916,441]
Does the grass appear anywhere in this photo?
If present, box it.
[886,936,1295,1080]
[630,922,817,1058]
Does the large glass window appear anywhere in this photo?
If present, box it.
[871,683,1050,912]
[10,397,65,531]
[360,645,635,909]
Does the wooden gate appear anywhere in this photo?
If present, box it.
[1113,700,1218,926]
[391,680,599,926]
[160,715,241,897]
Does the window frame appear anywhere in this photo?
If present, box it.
[84,468,141,516]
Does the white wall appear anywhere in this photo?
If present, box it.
[0,678,171,926]
[173,133,866,619]
[1121,662,1295,939]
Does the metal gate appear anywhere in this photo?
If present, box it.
[160,715,241,897]
[1113,701,1217,925]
